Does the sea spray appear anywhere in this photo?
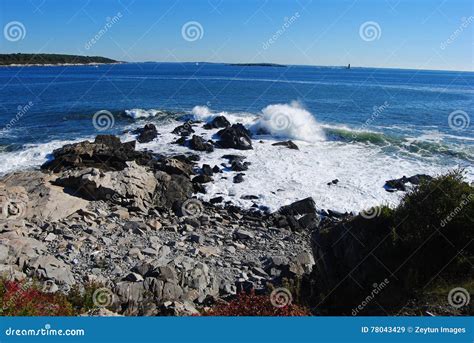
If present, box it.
[192,105,217,121]
[124,109,165,119]
[252,101,325,142]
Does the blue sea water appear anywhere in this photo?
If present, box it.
[0,63,472,210]
[0,62,473,145]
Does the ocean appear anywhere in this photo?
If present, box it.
[0,62,472,213]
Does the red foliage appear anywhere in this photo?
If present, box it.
[202,292,310,316]
[0,280,73,316]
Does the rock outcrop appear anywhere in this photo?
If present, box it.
[55,161,157,212]
[41,135,157,172]
[216,124,253,150]
[272,140,299,150]
[384,174,432,192]
[203,116,230,129]
[133,123,158,143]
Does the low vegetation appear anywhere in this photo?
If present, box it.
[0,279,73,316]
[202,291,310,316]
[312,170,473,315]
[0,53,117,66]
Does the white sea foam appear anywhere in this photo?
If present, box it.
[1,103,473,213]
[0,138,89,175]
[252,101,325,142]
[193,102,325,143]
[124,108,165,119]
[135,112,472,213]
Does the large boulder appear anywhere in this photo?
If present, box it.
[189,135,214,152]
[279,197,316,216]
[154,171,194,210]
[216,124,253,150]
[41,135,156,172]
[55,161,157,212]
[172,121,194,137]
[133,123,158,143]
[1,171,89,222]
[27,255,75,287]
[203,116,230,129]
[157,157,195,178]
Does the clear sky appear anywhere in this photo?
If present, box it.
[0,0,473,71]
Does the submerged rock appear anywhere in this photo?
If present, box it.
[272,140,299,150]
[233,173,244,183]
[384,174,433,192]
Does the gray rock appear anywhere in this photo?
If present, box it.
[234,229,254,240]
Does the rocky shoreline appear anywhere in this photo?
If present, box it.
[1,118,470,316]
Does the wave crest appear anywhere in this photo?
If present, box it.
[252,101,325,142]
[124,108,165,119]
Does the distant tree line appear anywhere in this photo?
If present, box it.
[0,53,117,65]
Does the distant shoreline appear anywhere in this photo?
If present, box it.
[0,62,124,68]
[0,53,119,67]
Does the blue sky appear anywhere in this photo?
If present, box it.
[0,0,473,71]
